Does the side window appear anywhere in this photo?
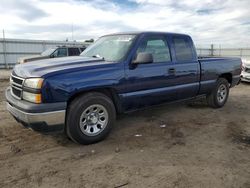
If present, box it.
[53,48,67,57]
[136,37,171,63]
[173,37,193,61]
[68,48,80,56]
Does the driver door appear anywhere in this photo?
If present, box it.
[123,35,178,110]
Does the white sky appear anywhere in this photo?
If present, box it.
[0,0,250,47]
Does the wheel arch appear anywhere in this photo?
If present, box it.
[66,87,123,114]
[219,73,232,86]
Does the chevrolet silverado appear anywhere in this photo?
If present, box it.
[6,32,242,144]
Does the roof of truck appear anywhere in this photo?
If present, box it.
[103,31,190,37]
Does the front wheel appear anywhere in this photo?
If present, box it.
[206,78,229,108]
[66,92,116,144]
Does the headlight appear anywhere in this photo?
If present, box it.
[23,78,44,89]
[22,91,42,103]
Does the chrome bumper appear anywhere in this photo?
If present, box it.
[241,72,250,82]
[7,102,65,126]
[241,76,250,82]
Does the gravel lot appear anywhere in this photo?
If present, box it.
[0,77,250,188]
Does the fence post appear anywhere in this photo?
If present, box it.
[219,45,221,56]
[210,44,214,56]
[42,41,46,51]
[240,48,242,57]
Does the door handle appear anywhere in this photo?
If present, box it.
[168,68,176,74]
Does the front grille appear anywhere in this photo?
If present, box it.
[12,86,22,97]
[10,74,24,99]
[12,76,23,85]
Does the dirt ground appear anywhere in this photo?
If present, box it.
[0,78,250,188]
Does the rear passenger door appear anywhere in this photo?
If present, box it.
[170,36,200,99]
[124,35,178,110]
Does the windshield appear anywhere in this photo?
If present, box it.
[80,35,136,61]
[41,48,56,56]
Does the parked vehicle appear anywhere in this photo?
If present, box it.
[17,46,87,64]
[241,59,250,82]
[6,32,242,144]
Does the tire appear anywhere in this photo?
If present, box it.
[206,78,229,108]
[66,92,116,144]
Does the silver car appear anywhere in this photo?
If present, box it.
[18,46,87,64]
[241,59,250,82]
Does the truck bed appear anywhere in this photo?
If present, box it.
[198,56,241,95]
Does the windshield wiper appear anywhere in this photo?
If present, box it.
[92,54,105,60]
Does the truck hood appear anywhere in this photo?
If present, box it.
[13,56,112,78]
[18,55,49,63]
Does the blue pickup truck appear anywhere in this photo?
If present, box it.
[6,32,241,144]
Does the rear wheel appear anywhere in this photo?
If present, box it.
[66,92,116,144]
[206,78,229,108]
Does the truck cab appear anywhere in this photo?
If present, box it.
[122,32,200,109]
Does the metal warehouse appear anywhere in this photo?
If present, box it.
[0,38,89,68]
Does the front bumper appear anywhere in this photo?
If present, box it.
[240,71,250,82]
[5,87,66,129]
[241,72,250,82]
[241,77,250,82]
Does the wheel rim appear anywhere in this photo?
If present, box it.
[79,104,108,136]
[217,84,227,103]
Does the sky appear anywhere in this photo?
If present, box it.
[0,0,250,47]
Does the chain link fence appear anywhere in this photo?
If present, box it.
[1,40,250,69]
[196,44,250,60]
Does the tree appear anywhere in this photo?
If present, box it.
[85,38,94,43]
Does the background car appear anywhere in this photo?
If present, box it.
[241,59,250,82]
[18,46,87,64]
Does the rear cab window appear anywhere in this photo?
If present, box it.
[172,36,194,62]
[136,36,171,63]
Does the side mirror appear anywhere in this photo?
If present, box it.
[133,52,153,64]
[50,54,55,58]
